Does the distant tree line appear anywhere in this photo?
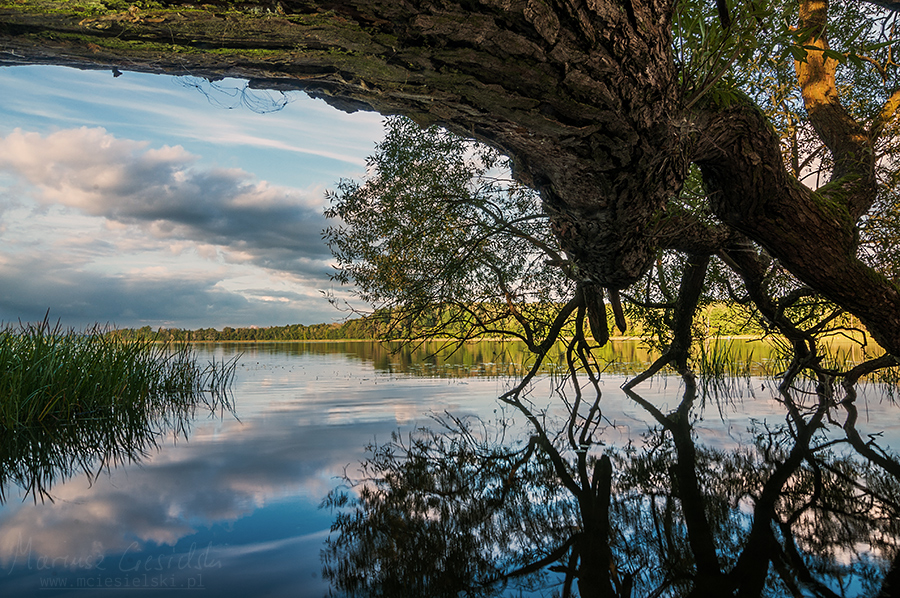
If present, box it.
[105,302,776,344]
[108,318,382,342]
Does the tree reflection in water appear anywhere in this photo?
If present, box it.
[322,338,900,597]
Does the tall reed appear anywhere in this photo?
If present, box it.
[0,318,236,430]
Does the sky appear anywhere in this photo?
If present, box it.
[0,65,385,330]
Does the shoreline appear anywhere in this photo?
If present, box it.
[170,333,870,345]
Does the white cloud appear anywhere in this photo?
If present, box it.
[0,64,388,329]
[0,127,335,273]
[0,250,347,329]
[0,68,384,172]
[0,126,365,328]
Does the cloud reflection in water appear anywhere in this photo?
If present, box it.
[0,344,518,596]
[3,342,899,596]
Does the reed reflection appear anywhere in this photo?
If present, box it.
[0,378,234,504]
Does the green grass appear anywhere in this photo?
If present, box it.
[0,317,236,430]
[0,317,238,502]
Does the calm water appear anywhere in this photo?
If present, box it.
[1,341,897,597]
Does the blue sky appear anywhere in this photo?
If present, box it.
[0,65,384,330]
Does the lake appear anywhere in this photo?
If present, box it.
[1,340,898,597]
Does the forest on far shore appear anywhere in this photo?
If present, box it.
[106,302,845,344]
[108,317,380,342]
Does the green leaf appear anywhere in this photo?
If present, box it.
[788,45,808,62]
[822,48,845,63]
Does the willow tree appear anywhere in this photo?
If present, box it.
[2,0,899,352]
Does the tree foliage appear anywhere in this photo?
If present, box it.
[3,0,900,347]
[324,115,572,345]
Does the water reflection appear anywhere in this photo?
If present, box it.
[0,385,230,504]
[1,341,897,597]
[323,368,900,598]
[231,337,877,381]
[0,344,518,597]
[225,339,572,377]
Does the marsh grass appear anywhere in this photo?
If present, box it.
[868,366,900,402]
[0,318,236,429]
[0,317,237,502]
[695,338,753,382]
